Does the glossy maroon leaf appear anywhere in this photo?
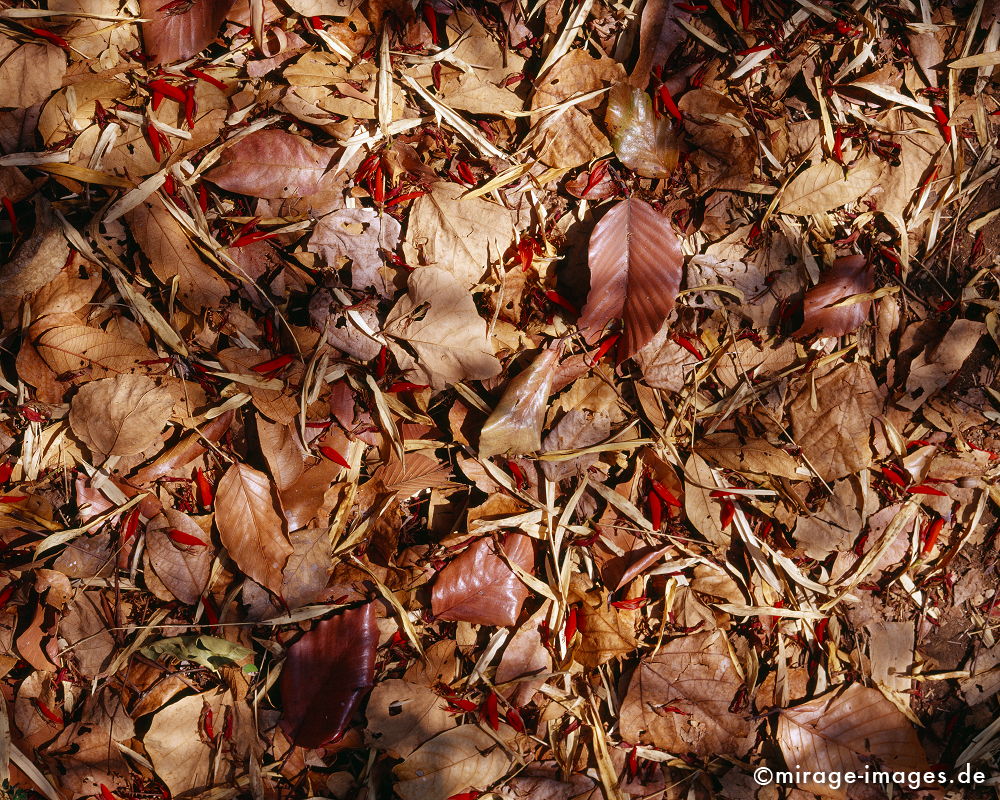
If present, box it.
[431,533,534,627]
[578,198,684,362]
[139,0,233,66]
[279,601,378,748]
[794,254,874,338]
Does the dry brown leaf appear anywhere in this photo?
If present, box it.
[215,462,292,594]
[145,510,213,605]
[308,207,401,296]
[431,533,534,627]
[0,40,66,108]
[794,255,875,338]
[790,362,883,481]
[206,129,336,198]
[605,84,680,178]
[128,196,230,313]
[620,631,756,757]
[31,313,157,380]
[400,182,517,288]
[479,345,561,459]
[144,690,236,796]
[384,266,502,390]
[776,684,927,800]
[69,374,174,462]
[574,590,640,667]
[778,157,885,216]
[365,678,455,758]
[139,0,233,65]
[528,49,624,169]
[579,198,684,361]
[393,724,510,800]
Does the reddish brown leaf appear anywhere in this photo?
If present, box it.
[145,510,213,605]
[139,0,233,66]
[215,462,291,594]
[205,129,336,198]
[431,534,534,627]
[578,198,684,362]
[279,601,378,748]
[794,255,874,338]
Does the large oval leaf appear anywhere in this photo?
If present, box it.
[205,130,336,199]
[793,254,874,338]
[431,533,534,627]
[579,198,683,362]
[139,0,233,66]
[215,463,291,594]
[279,601,378,748]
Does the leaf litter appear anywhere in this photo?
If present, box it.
[0,1,999,800]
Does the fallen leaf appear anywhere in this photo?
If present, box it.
[605,84,679,178]
[393,724,510,800]
[432,534,534,627]
[145,510,213,604]
[790,362,883,481]
[280,601,378,747]
[778,157,885,216]
[777,684,927,800]
[139,0,233,65]
[215,462,292,594]
[479,345,561,459]
[384,266,502,390]
[365,678,455,758]
[0,40,66,108]
[620,631,756,757]
[206,129,336,198]
[578,198,684,361]
[794,255,875,338]
[308,207,401,296]
[69,374,174,462]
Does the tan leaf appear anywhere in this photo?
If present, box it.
[698,432,804,480]
[206,129,336,198]
[540,408,612,482]
[128,196,230,313]
[280,526,333,610]
[574,592,640,668]
[495,605,552,707]
[144,690,235,797]
[400,182,517,288]
[776,684,927,800]
[218,348,299,424]
[257,417,305,492]
[778,157,885,216]
[69,374,174,461]
[431,534,534,627]
[308,207,401,296]
[899,319,985,412]
[215,463,292,594]
[32,314,157,380]
[620,631,756,757]
[384,267,502,390]
[0,224,70,299]
[0,40,65,108]
[365,678,455,758]
[146,510,213,605]
[790,362,883,480]
[579,198,684,361]
[527,49,624,169]
[57,591,115,679]
[479,345,561,459]
[393,724,510,800]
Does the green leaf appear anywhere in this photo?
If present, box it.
[141,635,254,673]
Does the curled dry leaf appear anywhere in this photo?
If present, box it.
[139,0,233,65]
[214,462,292,594]
[307,207,401,296]
[393,724,511,800]
[579,198,684,362]
[478,344,561,459]
[794,255,874,338]
[206,129,337,198]
[777,684,927,800]
[280,601,378,748]
[384,266,502,391]
[432,533,534,627]
[145,510,213,605]
[620,631,757,757]
[69,374,174,462]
